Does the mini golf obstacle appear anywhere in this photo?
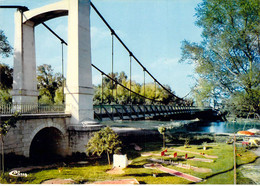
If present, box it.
[149,158,212,173]
[141,151,214,163]
[170,148,218,159]
[144,163,202,183]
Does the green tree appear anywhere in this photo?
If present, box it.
[93,71,176,105]
[158,126,166,149]
[37,64,64,104]
[86,127,122,165]
[0,30,12,58]
[0,64,13,90]
[0,30,13,104]
[180,0,260,115]
[0,112,20,173]
[0,64,13,104]
[0,63,13,104]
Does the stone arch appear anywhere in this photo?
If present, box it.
[29,125,67,162]
[29,122,66,142]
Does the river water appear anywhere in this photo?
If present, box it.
[101,119,260,134]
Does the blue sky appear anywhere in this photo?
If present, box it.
[0,0,202,98]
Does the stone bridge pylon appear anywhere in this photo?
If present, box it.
[12,0,94,126]
[3,0,103,159]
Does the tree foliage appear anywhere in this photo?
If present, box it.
[93,71,177,105]
[0,30,13,104]
[86,127,122,165]
[158,126,166,148]
[0,30,12,58]
[0,64,13,104]
[180,0,260,116]
[37,64,64,104]
[0,63,13,90]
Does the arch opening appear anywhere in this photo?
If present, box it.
[29,127,64,163]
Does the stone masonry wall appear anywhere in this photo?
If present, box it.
[2,116,70,157]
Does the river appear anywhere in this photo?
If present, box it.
[100,119,260,134]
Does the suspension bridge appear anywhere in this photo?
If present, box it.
[0,0,216,159]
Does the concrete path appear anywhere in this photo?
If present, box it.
[144,164,202,183]
[91,178,139,184]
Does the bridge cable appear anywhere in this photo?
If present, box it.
[92,64,163,103]
[101,73,104,104]
[111,33,114,101]
[39,20,168,104]
[129,55,132,104]
[42,22,67,45]
[154,80,157,102]
[1,5,187,104]
[61,41,65,103]
[143,69,146,98]
[90,2,183,101]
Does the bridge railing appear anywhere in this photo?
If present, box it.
[0,103,65,114]
[93,104,205,121]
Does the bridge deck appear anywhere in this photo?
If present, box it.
[94,105,210,121]
[0,103,212,121]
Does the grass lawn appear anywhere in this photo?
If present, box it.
[0,142,258,184]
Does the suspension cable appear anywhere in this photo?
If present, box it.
[92,64,164,103]
[39,13,184,104]
[129,54,132,103]
[101,73,104,103]
[143,69,146,97]
[90,2,183,101]
[61,42,65,103]
[111,33,114,100]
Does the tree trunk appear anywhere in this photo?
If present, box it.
[1,136,4,173]
[107,151,111,165]
[163,134,165,149]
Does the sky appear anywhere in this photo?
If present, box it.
[0,0,203,98]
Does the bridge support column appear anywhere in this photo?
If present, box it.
[65,0,95,125]
[11,10,38,105]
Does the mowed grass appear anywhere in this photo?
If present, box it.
[1,142,257,184]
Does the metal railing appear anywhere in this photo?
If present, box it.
[93,104,206,121]
[0,103,65,114]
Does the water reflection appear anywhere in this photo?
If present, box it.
[101,120,260,134]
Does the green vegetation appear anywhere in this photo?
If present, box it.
[37,64,64,105]
[0,63,12,104]
[0,112,20,173]
[180,0,260,116]
[86,127,122,165]
[1,142,257,184]
[0,30,13,104]
[93,72,179,105]
[158,126,166,148]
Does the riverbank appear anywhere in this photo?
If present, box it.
[239,147,260,184]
